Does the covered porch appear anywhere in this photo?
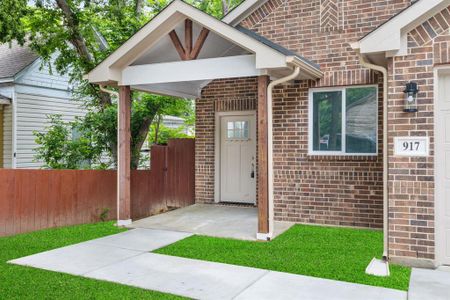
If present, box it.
[85,0,322,240]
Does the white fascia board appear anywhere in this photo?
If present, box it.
[132,83,200,98]
[122,55,261,86]
[359,0,447,56]
[86,0,287,84]
[222,0,268,26]
[13,58,41,82]
[0,78,14,84]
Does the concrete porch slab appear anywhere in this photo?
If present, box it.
[234,271,407,300]
[408,267,450,300]
[130,204,294,240]
[86,253,268,300]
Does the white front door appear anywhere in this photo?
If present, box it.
[219,114,256,204]
[437,71,450,265]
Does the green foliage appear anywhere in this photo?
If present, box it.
[156,224,412,291]
[34,115,106,169]
[149,124,191,145]
[0,222,182,299]
[149,98,195,145]
[99,208,110,221]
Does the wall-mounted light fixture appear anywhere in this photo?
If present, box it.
[403,81,419,113]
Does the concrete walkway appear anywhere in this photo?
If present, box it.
[408,267,450,300]
[10,228,407,300]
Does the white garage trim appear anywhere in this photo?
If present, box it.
[434,65,450,266]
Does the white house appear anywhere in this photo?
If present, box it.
[0,42,85,169]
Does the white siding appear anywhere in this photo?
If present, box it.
[5,56,87,169]
[15,59,71,90]
[15,92,85,169]
[0,85,14,168]
[2,104,13,168]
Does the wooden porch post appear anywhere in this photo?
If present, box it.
[118,85,131,225]
[257,75,270,237]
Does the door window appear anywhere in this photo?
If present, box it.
[227,121,249,140]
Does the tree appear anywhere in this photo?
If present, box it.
[34,115,106,169]
[1,0,242,169]
[151,99,194,145]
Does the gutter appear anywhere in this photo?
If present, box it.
[265,60,301,239]
[352,47,389,260]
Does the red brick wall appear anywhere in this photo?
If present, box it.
[241,0,411,86]
[196,78,258,204]
[243,0,410,228]
[387,6,450,265]
[196,1,415,229]
[270,80,385,228]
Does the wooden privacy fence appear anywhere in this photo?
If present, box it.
[0,139,195,237]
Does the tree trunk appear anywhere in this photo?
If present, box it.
[154,114,162,144]
[135,0,144,16]
[131,114,158,169]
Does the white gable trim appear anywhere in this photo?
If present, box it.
[13,58,41,82]
[359,0,449,57]
[86,0,290,84]
[222,0,268,26]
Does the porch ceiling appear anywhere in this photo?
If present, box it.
[85,0,322,98]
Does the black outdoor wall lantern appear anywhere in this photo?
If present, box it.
[403,81,419,113]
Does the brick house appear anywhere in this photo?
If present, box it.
[86,0,450,268]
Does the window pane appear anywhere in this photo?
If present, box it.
[345,87,377,154]
[226,121,249,139]
[243,121,249,139]
[312,91,342,152]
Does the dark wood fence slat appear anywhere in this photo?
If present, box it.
[0,139,195,237]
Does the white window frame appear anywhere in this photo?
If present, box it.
[308,85,379,156]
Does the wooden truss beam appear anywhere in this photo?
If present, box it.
[169,19,210,61]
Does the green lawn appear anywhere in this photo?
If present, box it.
[0,222,182,299]
[155,224,411,291]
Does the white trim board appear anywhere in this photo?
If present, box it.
[122,55,261,86]
[308,85,379,157]
[222,0,269,26]
[434,64,450,267]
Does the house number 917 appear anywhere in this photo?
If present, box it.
[403,141,420,151]
[394,137,429,157]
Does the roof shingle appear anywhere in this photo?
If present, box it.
[0,41,38,79]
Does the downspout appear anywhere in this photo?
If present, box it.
[99,85,120,225]
[267,65,301,238]
[356,52,389,260]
